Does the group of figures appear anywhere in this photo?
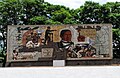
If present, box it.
[58,27,96,58]
[12,25,98,60]
[66,44,96,58]
[12,26,57,60]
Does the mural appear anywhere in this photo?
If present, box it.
[7,24,112,61]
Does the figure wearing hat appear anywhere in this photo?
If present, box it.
[44,26,56,45]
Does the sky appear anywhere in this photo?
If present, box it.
[44,0,120,9]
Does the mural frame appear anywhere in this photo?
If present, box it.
[7,24,113,62]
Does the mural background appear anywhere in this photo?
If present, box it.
[7,24,112,61]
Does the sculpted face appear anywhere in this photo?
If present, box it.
[77,35,85,42]
[62,30,72,42]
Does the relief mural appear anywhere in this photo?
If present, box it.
[7,24,112,61]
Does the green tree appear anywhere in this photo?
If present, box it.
[51,8,71,23]
[78,1,103,24]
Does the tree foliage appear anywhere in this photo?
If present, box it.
[0,0,120,65]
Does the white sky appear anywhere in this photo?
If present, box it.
[44,0,120,9]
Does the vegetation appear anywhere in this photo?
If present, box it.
[0,0,120,66]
